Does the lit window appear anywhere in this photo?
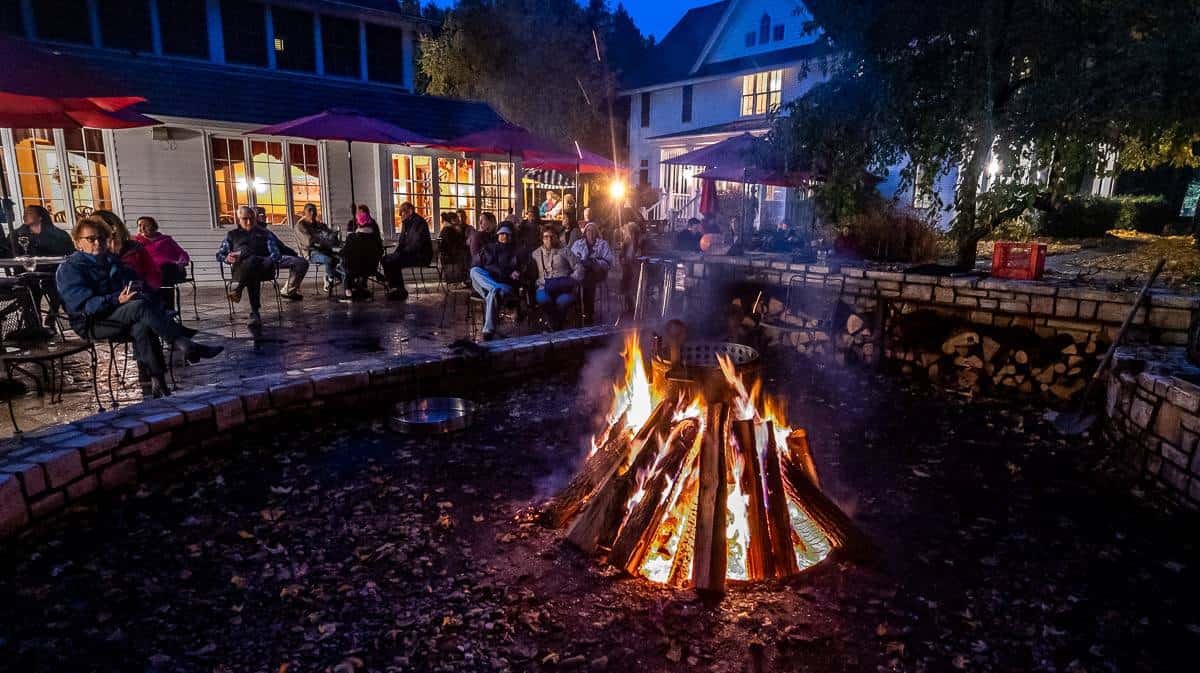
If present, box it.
[210,137,249,225]
[63,129,112,213]
[437,157,475,225]
[288,142,321,221]
[273,7,315,72]
[740,69,782,116]
[12,129,67,220]
[274,38,285,52]
[480,160,515,221]
[250,140,288,224]
[391,153,434,223]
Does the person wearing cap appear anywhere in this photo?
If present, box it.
[569,221,614,324]
[470,223,526,340]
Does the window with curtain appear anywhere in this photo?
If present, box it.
[437,157,475,225]
[250,140,288,224]
[222,0,267,66]
[210,136,249,225]
[99,0,152,51]
[391,153,433,222]
[740,70,782,116]
[321,15,360,78]
[479,161,514,221]
[12,129,68,221]
[33,0,91,44]
[159,0,209,58]
[272,6,315,72]
[63,129,112,213]
[288,142,321,220]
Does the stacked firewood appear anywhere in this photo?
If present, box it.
[760,298,837,359]
[876,310,1103,401]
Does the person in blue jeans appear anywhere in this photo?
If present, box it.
[531,227,581,330]
[470,224,526,341]
[295,203,342,293]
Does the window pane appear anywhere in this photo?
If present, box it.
[63,128,112,213]
[251,140,288,224]
[742,75,753,96]
[741,96,753,117]
[437,157,474,225]
[222,0,267,66]
[12,129,68,221]
[479,160,514,220]
[33,0,91,44]
[769,91,781,112]
[211,136,248,226]
[391,153,433,223]
[365,23,405,85]
[99,0,152,52]
[273,6,315,72]
[321,15,359,78]
[159,0,208,57]
[770,69,782,91]
[288,142,321,221]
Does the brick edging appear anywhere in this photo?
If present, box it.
[0,327,622,539]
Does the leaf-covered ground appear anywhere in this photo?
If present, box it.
[0,362,1197,673]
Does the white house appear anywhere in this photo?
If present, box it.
[623,0,1115,232]
[0,0,518,285]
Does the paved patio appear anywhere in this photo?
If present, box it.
[1,277,561,440]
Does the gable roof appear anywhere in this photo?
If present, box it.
[78,51,505,139]
[621,1,730,90]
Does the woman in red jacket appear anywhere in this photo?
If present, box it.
[93,210,163,289]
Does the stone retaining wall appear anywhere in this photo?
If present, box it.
[0,327,621,539]
[1105,347,1200,510]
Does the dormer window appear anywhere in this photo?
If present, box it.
[759,14,770,43]
[741,69,783,116]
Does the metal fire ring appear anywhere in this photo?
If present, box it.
[390,397,477,434]
[672,341,760,370]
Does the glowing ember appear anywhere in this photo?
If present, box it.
[552,332,862,590]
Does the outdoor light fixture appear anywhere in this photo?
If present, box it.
[609,179,626,201]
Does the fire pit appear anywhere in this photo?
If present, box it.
[545,333,871,594]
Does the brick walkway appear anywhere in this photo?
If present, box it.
[0,279,561,440]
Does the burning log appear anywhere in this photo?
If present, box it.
[785,429,821,489]
[541,411,631,528]
[666,476,699,587]
[565,399,676,553]
[732,419,774,581]
[608,419,700,574]
[692,403,730,594]
[763,422,800,577]
[780,455,874,560]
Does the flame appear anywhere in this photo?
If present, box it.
[588,333,833,585]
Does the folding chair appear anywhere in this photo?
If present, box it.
[218,261,284,321]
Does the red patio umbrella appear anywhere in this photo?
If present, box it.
[698,178,719,216]
[523,147,615,174]
[437,123,567,159]
[246,109,439,210]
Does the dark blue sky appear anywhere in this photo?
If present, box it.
[429,1,704,41]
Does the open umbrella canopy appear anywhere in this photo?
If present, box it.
[522,147,616,174]
[245,109,440,145]
[662,133,762,167]
[437,123,567,158]
[695,165,815,187]
[0,37,157,129]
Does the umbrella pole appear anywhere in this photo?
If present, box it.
[348,141,356,221]
[0,168,13,239]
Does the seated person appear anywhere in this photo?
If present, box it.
[339,215,384,301]
[675,218,702,252]
[135,215,191,310]
[217,206,280,326]
[57,217,222,397]
[518,207,545,254]
[295,203,342,293]
[539,190,560,219]
[382,201,433,300]
[437,212,471,285]
[97,210,162,290]
[7,205,75,326]
[470,224,526,341]
[469,212,497,262]
[255,207,307,300]
[531,227,581,330]
[767,221,799,252]
[569,222,614,324]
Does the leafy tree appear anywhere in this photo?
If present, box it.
[771,0,1200,268]
[419,0,649,153]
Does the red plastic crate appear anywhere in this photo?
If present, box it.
[991,241,1047,280]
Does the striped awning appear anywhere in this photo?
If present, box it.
[522,168,576,188]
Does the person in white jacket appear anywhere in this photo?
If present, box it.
[568,222,613,324]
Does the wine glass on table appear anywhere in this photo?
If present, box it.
[16,235,34,272]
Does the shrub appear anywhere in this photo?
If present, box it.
[1042,195,1175,237]
[840,205,939,263]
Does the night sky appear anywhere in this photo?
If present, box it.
[429,1,706,41]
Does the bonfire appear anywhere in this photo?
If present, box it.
[545,331,871,594]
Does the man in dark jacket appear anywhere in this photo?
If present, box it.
[382,201,433,300]
[470,224,526,340]
[57,216,222,397]
[217,206,280,326]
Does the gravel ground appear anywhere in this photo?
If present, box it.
[0,357,1197,673]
